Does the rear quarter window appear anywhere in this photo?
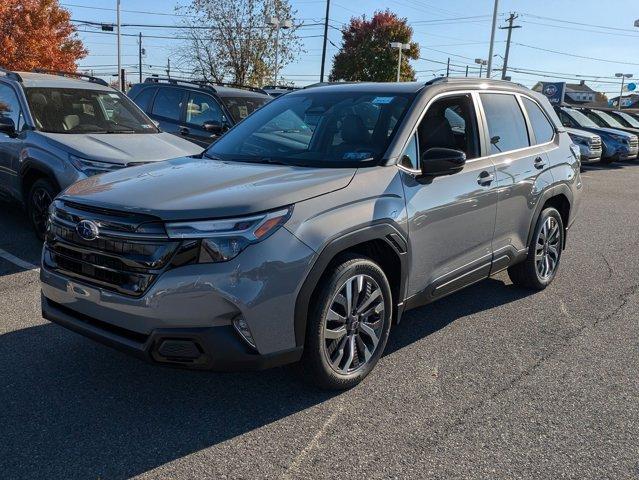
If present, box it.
[522,97,555,144]
[131,87,156,112]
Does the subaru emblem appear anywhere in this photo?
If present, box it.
[76,220,99,241]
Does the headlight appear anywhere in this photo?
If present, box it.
[69,154,124,176]
[165,207,292,263]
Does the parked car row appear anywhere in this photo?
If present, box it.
[555,105,639,165]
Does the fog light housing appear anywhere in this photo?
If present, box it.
[233,315,256,349]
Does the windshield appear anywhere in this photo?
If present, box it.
[205,90,414,167]
[220,96,269,122]
[617,111,639,128]
[593,110,625,128]
[25,87,159,134]
[564,108,599,128]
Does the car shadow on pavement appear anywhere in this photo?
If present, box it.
[0,278,533,479]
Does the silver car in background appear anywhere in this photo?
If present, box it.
[565,127,602,164]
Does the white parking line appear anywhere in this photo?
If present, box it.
[0,248,39,271]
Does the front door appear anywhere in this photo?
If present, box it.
[0,83,25,199]
[401,92,498,304]
[183,91,228,147]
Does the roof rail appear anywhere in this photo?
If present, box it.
[32,69,109,86]
[0,67,23,83]
[144,76,267,95]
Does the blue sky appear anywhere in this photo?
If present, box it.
[67,0,639,97]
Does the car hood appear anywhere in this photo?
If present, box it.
[62,157,357,220]
[565,127,598,140]
[40,131,203,164]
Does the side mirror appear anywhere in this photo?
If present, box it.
[203,120,224,135]
[420,147,466,177]
[0,117,16,137]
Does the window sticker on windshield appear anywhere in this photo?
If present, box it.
[372,96,394,105]
[141,124,154,129]
[343,151,374,160]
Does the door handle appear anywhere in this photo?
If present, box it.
[178,126,190,135]
[477,171,495,186]
[534,157,547,169]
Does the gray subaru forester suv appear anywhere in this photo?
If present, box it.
[40,78,582,389]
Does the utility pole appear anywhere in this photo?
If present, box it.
[116,0,122,90]
[446,58,450,77]
[486,0,499,78]
[320,0,331,82]
[465,65,469,77]
[500,13,521,80]
[138,32,143,83]
[166,58,171,79]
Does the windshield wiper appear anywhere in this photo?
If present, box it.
[104,129,137,134]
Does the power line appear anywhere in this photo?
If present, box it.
[514,43,639,66]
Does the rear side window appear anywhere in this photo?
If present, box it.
[151,87,184,121]
[522,97,555,144]
[480,93,530,155]
[132,87,156,112]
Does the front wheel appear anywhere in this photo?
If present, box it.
[508,207,564,290]
[28,178,58,241]
[301,255,393,390]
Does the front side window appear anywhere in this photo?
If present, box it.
[206,90,414,167]
[151,87,184,121]
[25,88,158,134]
[0,83,23,129]
[480,93,530,154]
[522,97,555,144]
[418,94,480,159]
[186,92,223,126]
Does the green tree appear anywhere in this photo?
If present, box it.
[329,10,419,82]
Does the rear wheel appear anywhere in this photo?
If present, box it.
[27,178,57,241]
[301,255,392,390]
[508,207,564,290]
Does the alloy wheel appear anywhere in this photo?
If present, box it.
[322,274,386,375]
[30,187,53,237]
[535,216,561,279]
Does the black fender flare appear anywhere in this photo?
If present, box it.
[526,183,573,249]
[293,222,409,348]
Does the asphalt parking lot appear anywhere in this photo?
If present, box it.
[1,162,638,480]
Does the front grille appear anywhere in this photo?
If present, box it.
[628,137,639,154]
[44,200,180,296]
[589,137,601,149]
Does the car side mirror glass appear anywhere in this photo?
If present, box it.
[0,117,16,137]
[203,120,224,135]
[420,147,466,177]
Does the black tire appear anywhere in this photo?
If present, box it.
[27,178,58,241]
[301,254,393,390]
[508,207,564,290]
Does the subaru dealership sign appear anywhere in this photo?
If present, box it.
[540,82,566,105]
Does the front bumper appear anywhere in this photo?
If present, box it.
[40,227,316,370]
[42,295,302,370]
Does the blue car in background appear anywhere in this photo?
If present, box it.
[555,106,638,164]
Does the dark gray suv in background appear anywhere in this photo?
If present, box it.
[41,78,582,389]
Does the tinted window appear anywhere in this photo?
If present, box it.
[563,108,598,128]
[132,87,156,112]
[221,96,269,121]
[418,94,479,159]
[593,110,624,128]
[522,97,554,144]
[206,91,414,167]
[617,111,639,128]
[186,92,223,126]
[151,87,184,121]
[400,133,419,170]
[25,88,158,134]
[0,83,22,129]
[480,93,529,154]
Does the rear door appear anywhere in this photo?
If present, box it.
[478,92,555,271]
[149,86,186,137]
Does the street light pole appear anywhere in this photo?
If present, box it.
[475,58,487,78]
[116,0,122,90]
[486,0,499,78]
[616,73,633,110]
[390,42,410,82]
[267,17,292,86]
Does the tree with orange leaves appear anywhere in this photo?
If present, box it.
[0,0,87,72]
